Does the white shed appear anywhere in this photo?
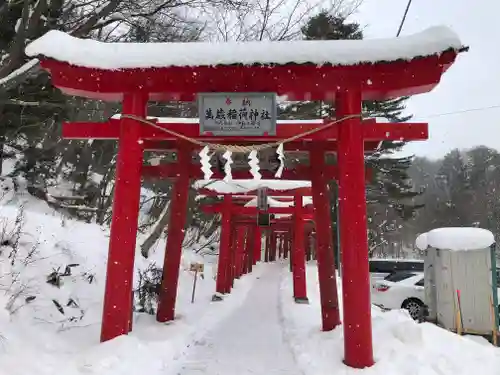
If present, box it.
[416,227,498,339]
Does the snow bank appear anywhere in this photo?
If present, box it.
[279,264,500,375]
[415,227,494,251]
[26,27,462,69]
[0,203,262,375]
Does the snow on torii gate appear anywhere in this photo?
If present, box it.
[25,26,464,368]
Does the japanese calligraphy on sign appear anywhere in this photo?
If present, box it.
[198,93,277,136]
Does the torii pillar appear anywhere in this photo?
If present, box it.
[310,144,341,332]
[156,143,192,323]
[245,225,254,273]
[336,89,373,367]
[215,195,233,295]
[292,194,308,303]
[100,93,147,341]
[253,224,262,264]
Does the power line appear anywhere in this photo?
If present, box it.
[396,0,414,37]
[391,0,495,123]
[414,104,500,120]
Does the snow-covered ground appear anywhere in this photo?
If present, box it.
[0,202,263,375]
[280,263,500,375]
[0,201,498,375]
[0,150,499,375]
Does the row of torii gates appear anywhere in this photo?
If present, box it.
[26,27,464,368]
[198,184,320,302]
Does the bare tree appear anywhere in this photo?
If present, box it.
[0,0,243,91]
[200,0,362,42]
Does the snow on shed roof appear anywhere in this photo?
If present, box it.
[193,180,311,194]
[415,227,494,251]
[25,26,462,70]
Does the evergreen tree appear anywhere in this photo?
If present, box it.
[434,149,473,227]
[280,11,421,252]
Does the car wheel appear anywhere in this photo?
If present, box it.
[402,298,424,321]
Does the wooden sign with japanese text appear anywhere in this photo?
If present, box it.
[190,262,204,273]
[198,93,277,136]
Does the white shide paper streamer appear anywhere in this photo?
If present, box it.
[275,143,285,178]
[248,150,261,180]
[223,150,233,182]
[199,146,213,180]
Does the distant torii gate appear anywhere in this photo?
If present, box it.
[26,27,464,368]
[198,187,316,302]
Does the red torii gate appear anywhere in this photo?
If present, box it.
[198,186,315,302]
[25,27,464,368]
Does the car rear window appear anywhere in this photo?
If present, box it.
[384,271,417,282]
[369,260,424,273]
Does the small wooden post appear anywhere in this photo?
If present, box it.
[190,263,204,303]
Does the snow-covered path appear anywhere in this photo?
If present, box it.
[177,263,302,375]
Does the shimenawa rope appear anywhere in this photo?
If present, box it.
[120,114,361,153]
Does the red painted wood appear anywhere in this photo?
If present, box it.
[310,144,341,332]
[245,226,254,273]
[40,51,457,101]
[305,232,312,261]
[284,232,290,259]
[100,93,146,342]
[216,195,232,294]
[286,233,292,263]
[284,233,290,259]
[229,224,237,290]
[292,194,308,301]
[253,225,262,264]
[270,231,278,262]
[264,231,270,263]
[281,234,286,259]
[156,145,192,323]
[62,119,427,142]
[337,89,374,368]
[239,227,247,276]
[234,227,243,278]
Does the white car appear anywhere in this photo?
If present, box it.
[371,271,425,320]
[369,258,424,287]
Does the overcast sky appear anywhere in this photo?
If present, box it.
[351,0,497,159]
